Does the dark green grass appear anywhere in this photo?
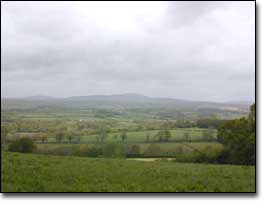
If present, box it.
[1,151,255,192]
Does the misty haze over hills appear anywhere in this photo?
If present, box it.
[1,93,252,115]
[2,93,254,104]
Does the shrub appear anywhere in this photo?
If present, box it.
[175,145,223,163]
[85,146,102,157]
[72,145,102,157]
[102,142,126,158]
[55,132,64,143]
[8,137,36,153]
[144,144,161,157]
[54,147,73,156]
[126,144,141,157]
[175,153,198,163]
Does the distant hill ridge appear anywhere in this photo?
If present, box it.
[1,93,253,113]
[2,93,252,105]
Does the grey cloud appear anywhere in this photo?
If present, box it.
[1,1,255,102]
[163,1,227,28]
[138,1,229,32]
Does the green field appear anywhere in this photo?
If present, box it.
[1,97,255,192]
[14,128,217,143]
[1,151,255,192]
[81,128,217,142]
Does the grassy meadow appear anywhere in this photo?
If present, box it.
[1,151,255,192]
[1,96,255,192]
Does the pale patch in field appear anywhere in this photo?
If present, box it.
[127,158,175,162]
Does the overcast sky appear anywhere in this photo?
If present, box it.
[1,1,255,102]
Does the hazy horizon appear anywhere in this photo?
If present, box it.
[1,1,255,102]
[1,92,255,104]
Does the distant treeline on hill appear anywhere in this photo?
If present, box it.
[163,119,226,129]
[196,119,226,129]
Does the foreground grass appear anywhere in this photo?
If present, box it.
[1,151,255,192]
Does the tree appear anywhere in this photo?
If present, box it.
[249,103,255,121]
[40,134,48,143]
[156,121,172,143]
[97,127,108,143]
[8,137,36,153]
[1,123,17,146]
[84,146,102,157]
[217,104,255,165]
[102,143,125,158]
[248,103,255,133]
[197,119,226,129]
[55,131,64,143]
[183,132,191,142]
[1,125,9,146]
[120,131,127,142]
[202,129,214,142]
[67,133,74,143]
[75,132,82,143]
[164,130,171,142]
[126,144,141,157]
[155,131,163,142]
[144,144,160,157]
